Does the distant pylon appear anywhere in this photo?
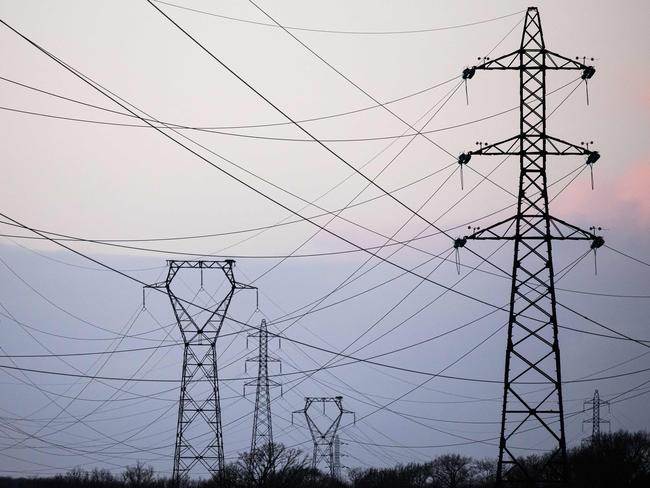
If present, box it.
[292,396,354,477]
[456,7,603,486]
[333,435,342,480]
[583,389,610,438]
[146,260,255,484]
[245,318,282,459]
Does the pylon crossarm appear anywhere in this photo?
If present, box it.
[545,50,593,71]
[144,281,167,290]
[235,282,258,312]
[471,135,520,156]
[456,214,604,246]
[472,49,593,72]
[245,354,260,364]
[461,216,518,242]
[546,135,598,156]
[234,281,257,291]
[549,216,605,246]
[475,49,521,70]
[167,259,233,270]
[243,381,254,396]
[463,135,599,158]
[343,409,356,424]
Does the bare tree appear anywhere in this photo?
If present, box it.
[430,454,474,488]
[61,467,88,488]
[88,468,118,487]
[472,458,496,487]
[236,442,310,487]
[122,461,154,487]
[349,463,432,488]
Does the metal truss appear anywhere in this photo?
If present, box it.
[244,318,282,460]
[456,7,603,486]
[333,435,344,480]
[583,389,610,438]
[292,396,354,478]
[147,260,254,484]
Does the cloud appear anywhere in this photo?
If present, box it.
[615,162,650,223]
[554,159,650,229]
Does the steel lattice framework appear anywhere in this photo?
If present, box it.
[456,7,603,486]
[333,435,342,480]
[245,318,281,459]
[147,260,254,484]
[293,396,354,478]
[583,389,610,438]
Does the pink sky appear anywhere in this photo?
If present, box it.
[555,159,650,228]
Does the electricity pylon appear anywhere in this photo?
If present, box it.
[455,7,603,486]
[333,435,342,480]
[583,389,610,438]
[292,396,354,477]
[244,318,282,459]
[146,260,254,483]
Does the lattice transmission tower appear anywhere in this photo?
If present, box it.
[455,7,603,486]
[583,389,610,438]
[293,396,354,478]
[244,318,282,460]
[333,435,342,480]
[146,260,254,483]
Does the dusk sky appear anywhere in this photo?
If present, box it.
[0,0,648,479]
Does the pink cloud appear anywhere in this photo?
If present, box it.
[615,162,650,223]
[553,159,650,229]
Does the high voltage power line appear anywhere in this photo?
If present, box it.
[0,218,648,380]
[0,2,648,481]
[0,11,603,326]
[153,1,524,36]
[2,233,644,420]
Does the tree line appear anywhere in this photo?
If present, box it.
[0,430,648,488]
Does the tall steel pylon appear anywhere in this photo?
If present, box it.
[456,7,603,486]
[292,396,354,478]
[147,260,254,483]
[583,389,610,438]
[244,318,281,459]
